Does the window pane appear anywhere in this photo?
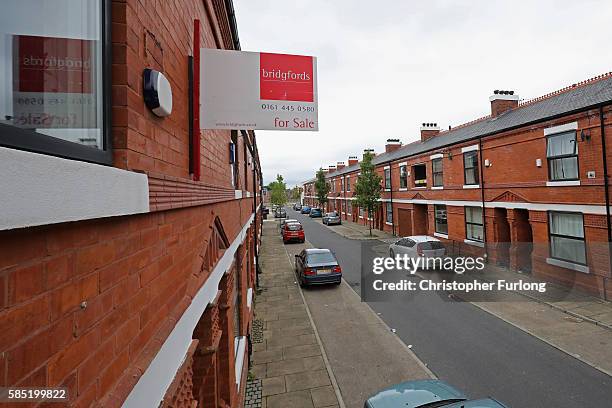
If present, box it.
[433,173,443,187]
[550,157,578,180]
[551,236,586,264]
[465,207,482,223]
[464,151,477,168]
[432,158,442,172]
[465,168,478,185]
[386,202,392,222]
[547,131,576,157]
[467,224,484,241]
[1,0,103,148]
[550,212,584,238]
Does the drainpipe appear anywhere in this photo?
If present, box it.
[478,137,488,260]
[252,166,259,288]
[389,168,395,236]
[600,106,611,300]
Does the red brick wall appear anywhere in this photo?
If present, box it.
[0,0,260,407]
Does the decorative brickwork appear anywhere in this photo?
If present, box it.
[161,340,198,408]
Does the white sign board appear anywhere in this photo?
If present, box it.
[201,49,318,131]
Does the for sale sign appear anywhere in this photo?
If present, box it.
[11,35,98,129]
[201,49,318,131]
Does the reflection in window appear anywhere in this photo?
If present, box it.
[0,0,103,148]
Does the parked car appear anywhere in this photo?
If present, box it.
[388,236,446,268]
[282,222,305,244]
[262,206,269,215]
[275,208,287,218]
[280,218,299,234]
[294,248,342,286]
[364,379,507,408]
[322,211,341,225]
[293,203,302,211]
[301,205,311,214]
[309,208,323,218]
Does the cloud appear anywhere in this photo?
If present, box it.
[234,0,612,186]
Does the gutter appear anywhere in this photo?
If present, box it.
[225,0,240,50]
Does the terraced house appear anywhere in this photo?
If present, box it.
[0,0,262,407]
[304,74,612,300]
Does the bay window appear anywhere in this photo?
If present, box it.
[548,211,586,265]
[0,0,111,164]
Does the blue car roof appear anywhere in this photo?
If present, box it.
[365,380,467,408]
[444,398,508,408]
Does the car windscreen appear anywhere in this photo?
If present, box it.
[418,241,445,250]
[307,252,336,264]
[287,224,302,231]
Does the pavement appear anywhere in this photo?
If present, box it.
[254,219,433,408]
[288,208,612,408]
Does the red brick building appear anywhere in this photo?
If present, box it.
[304,75,612,299]
[0,1,262,407]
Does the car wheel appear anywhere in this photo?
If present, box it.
[389,248,395,258]
[334,281,341,285]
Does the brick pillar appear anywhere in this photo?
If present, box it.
[507,209,533,272]
[192,293,222,407]
[161,340,198,408]
[216,272,236,408]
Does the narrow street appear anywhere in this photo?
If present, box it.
[284,208,612,408]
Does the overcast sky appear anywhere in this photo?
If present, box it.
[234,0,612,187]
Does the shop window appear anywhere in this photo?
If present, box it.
[0,0,111,164]
[548,212,586,265]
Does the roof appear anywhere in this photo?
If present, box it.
[305,248,332,253]
[327,73,612,179]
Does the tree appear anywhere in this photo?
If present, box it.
[290,186,303,201]
[269,174,287,207]
[354,152,382,236]
[314,168,330,209]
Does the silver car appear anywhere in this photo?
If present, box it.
[388,236,446,270]
[322,211,342,225]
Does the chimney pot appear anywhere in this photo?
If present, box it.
[385,138,402,153]
[420,122,440,142]
[489,90,519,117]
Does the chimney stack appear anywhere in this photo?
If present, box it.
[490,90,519,117]
[420,123,440,142]
[328,165,336,173]
[363,148,375,160]
[385,138,402,153]
[348,156,359,166]
[336,161,345,170]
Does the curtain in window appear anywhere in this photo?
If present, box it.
[465,207,483,241]
[547,132,576,157]
[434,205,448,234]
[549,212,585,264]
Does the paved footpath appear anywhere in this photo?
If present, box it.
[253,219,433,408]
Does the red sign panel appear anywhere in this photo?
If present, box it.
[260,53,314,102]
[15,35,93,94]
